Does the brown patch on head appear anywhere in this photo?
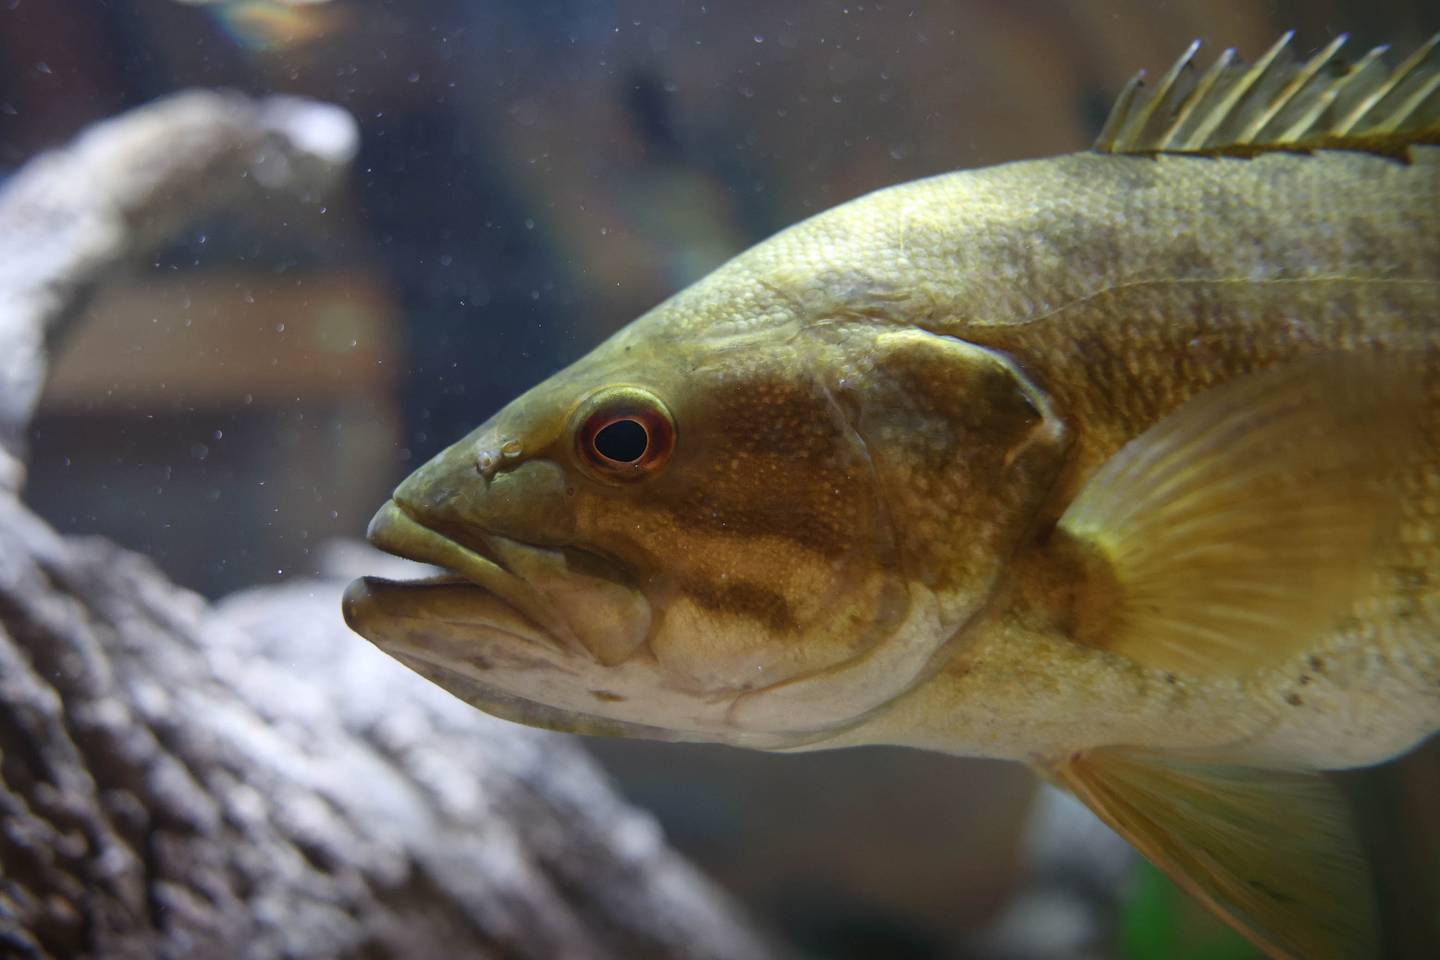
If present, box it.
[559,344,900,699]
[656,374,863,554]
[681,577,798,634]
[1392,566,1429,593]
[590,690,626,703]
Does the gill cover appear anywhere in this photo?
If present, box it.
[730,324,1068,735]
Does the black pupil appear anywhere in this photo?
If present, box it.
[594,418,649,463]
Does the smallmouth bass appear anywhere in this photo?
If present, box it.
[344,34,1440,959]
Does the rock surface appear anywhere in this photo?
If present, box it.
[0,91,776,960]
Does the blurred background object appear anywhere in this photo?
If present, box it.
[3,2,1436,957]
[0,86,776,960]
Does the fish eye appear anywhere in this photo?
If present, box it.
[573,386,675,482]
[594,419,649,462]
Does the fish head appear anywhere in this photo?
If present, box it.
[344,251,1068,748]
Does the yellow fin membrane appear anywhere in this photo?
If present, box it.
[1055,749,1377,960]
[1058,355,1420,678]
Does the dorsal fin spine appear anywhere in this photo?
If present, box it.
[1213,33,1309,144]
[1275,44,1379,142]
[1240,34,1347,142]
[1094,31,1440,158]
[1372,33,1440,129]
[1378,68,1440,131]
[1094,71,1145,149]
[1171,49,1238,149]
[1331,45,1395,134]
[1187,31,1295,148]
[1119,40,1200,148]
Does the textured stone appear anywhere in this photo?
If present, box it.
[0,91,776,960]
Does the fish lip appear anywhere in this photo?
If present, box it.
[367,497,499,571]
[342,574,555,645]
[361,499,592,659]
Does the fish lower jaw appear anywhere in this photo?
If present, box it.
[363,498,591,657]
[341,574,568,656]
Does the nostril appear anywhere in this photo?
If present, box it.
[476,437,521,478]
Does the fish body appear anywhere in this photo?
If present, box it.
[792,145,1440,769]
[345,35,1440,959]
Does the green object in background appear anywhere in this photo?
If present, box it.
[1121,861,1258,960]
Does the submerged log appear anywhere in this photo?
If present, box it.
[0,92,776,960]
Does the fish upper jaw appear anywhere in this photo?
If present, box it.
[355,493,661,665]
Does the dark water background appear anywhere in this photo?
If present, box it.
[3,2,1436,957]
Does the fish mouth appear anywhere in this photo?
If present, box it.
[343,499,590,660]
[340,502,751,743]
[341,500,857,751]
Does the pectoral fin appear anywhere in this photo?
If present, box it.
[1053,749,1377,960]
[1057,355,1420,678]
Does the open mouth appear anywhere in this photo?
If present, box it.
[350,499,589,658]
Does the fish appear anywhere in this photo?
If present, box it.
[175,0,342,53]
[343,33,1440,960]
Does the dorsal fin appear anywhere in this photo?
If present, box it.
[1095,32,1440,158]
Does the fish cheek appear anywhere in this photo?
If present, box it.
[572,364,904,693]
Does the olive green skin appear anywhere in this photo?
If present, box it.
[346,145,1440,767]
